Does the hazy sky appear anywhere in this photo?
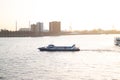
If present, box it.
[1,0,120,30]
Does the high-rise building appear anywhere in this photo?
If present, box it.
[36,22,43,32]
[49,21,61,33]
[31,24,36,32]
[31,22,43,33]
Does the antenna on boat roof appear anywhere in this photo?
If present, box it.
[72,44,75,47]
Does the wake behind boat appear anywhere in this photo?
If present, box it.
[38,44,80,51]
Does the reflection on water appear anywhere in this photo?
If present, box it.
[0,35,120,80]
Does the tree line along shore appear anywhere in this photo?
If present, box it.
[0,29,120,37]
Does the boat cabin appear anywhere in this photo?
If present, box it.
[114,37,120,46]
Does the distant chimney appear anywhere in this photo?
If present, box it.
[16,21,17,31]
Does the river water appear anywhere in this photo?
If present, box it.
[0,34,120,80]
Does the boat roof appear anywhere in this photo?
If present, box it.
[115,37,120,40]
[46,44,76,48]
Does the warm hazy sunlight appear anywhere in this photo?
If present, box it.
[1,0,120,30]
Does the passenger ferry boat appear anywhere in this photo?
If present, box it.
[38,44,80,51]
[114,37,120,46]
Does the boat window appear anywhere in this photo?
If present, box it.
[116,38,120,41]
[48,44,54,48]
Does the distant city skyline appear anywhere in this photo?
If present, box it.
[1,0,120,31]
